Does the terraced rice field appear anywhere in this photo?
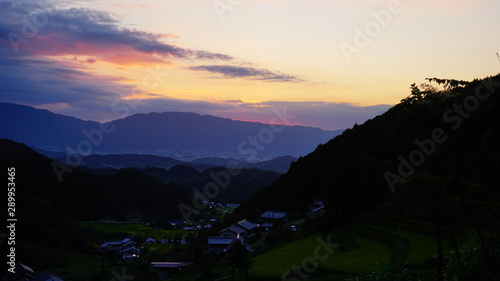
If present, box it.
[249,211,475,280]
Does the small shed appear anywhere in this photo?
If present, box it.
[207,236,237,254]
[145,238,157,244]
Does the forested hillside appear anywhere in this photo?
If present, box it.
[237,74,500,218]
[235,75,500,280]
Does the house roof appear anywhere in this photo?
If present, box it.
[259,210,288,220]
[208,236,237,245]
[218,220,256,237]
[308,205,325,214]
[207,236,254,253]
[101,241,122,247]
[219,225,246,236]
[151,262,189,268]
[237,219,256,230]
[230,225,247,233]
[119,246,141,253]
[18,263,35,273]
[31,270,65,281]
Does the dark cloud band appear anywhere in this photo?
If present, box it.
[188,65,303,82]
[0,2,232,61]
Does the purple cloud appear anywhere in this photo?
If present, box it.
[188,65,304,82]
[0,2,232,61]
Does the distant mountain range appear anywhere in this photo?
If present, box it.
[41,152,297,174]
[0,102,343,161]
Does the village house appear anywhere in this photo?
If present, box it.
[206,236,253,255]
[258,210,288,229]
[119,246,141,263]
[150,262,189,281]
[100,238,137,253]
[307,205,325,215]
[218,219,257,239]
[307,200,325,215]
[219,224,246,237]
[145,237,157,244]
[206,236,237,254]
[99,237,141,263]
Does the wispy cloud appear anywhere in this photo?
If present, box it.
[0,56,136,110]
[188,65,304,82]
[0,2,232,63]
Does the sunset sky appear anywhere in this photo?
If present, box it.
[1,0,499,130]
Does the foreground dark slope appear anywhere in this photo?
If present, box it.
[0,139,192,221]
[78,165,281,204]
[236,74,500,220]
